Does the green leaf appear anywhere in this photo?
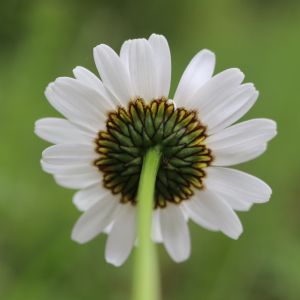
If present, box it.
[175,146,204,158]
[123,174,140,193]
[143,129,154,147]
[98,140,121,152]
[168,157,191,167]
[180,167,203,176]
[120,146,142,157]
[129,124,144,147]
[106,176,129,187]
[151,102,157,119]
[179,128,204,145]
[111,114,130,136]
[167,128,186,146]
[168,180,186,198]
[124,156,143,167]
[145,109,155,138]
[156,180,171,199]
[95,158,118,165]
[163,144,186,157]
[182,175,202,188]
[157,168,168,186]
[120,109,132,124]
[154,102,165,129]
[107,152,134,163]
[164,110,178,136]
[137,101,145,122]
[103,163,125,172]
[121,165,142,176]
[166,170,189,185]
[173,113,194,132]
[131,105,143,133]
[152,122,164,144]
[164,104,174,121]
[109,129,134,147]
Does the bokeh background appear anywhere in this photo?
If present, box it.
[0,0,299,299]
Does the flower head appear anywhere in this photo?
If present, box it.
[35,34,277,267]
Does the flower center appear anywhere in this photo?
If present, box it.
[94,98,213,208]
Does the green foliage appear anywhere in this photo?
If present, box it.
[0,0,300,299]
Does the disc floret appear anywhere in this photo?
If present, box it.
[94,98,213,208]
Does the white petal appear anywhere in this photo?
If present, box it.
[103,221,115,235]
[174,49,216,107]
[216,192,253,211]
[148,34,171,98]
[73,183,109,211]
[54,171,101,189]
[41,160,96,175]
[93,44,135,106]
[73,66,119,106]
[120,40,132,74]
[191,189,243,239]
[35,118,94,145]
[205,167,272,204]
[129,38,157,102]
[46,81,105,133]
[105,204,137,267]
[181,201,219,231]
[203,84,258,135]
[207,119,277,166]
[212,143,268,166]
[53,77,111,118]
[151,209,163,243]
[207,119,277,149]
[71,194,119,243]
[45,83,96,132]
[160,203,191,263]
[42,144,98,165]
[185,69,245,114]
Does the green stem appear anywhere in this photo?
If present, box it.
[133,147,162,300]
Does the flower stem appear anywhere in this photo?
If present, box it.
[133,147,162,300]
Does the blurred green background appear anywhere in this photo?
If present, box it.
[0,0,299,299]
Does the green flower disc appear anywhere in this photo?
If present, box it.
[94,98,213,208]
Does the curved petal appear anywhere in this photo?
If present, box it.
[35,118,94,145]
[72,183,109,212]
[185,68,245,114]
[181,201,219,231]
[93,44,135,106]
[203,84,258,135]
[207,119,277,149]
[73,66,119,106]
[191,189,243,239]
[129,38,157,102]
[54,171,101,189]
[212,143,267,166]
[148,34,171,98]
[207,119,277,166]
[105,204,137,267]
[45,83,95,133]
[151,209,163,243]
[215,192,253,211]
[160,203,191,263]
[71,194,119,244]
[53,77,112,117]
[120,40,132,74]
[46,81,105,133]
[205,167,272,204]
[174,49,216,107]
[42,144,98,165]
[41,160,96,175]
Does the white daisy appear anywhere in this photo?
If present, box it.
[35,34,277,267]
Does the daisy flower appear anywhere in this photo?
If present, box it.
[35,34,277,267]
